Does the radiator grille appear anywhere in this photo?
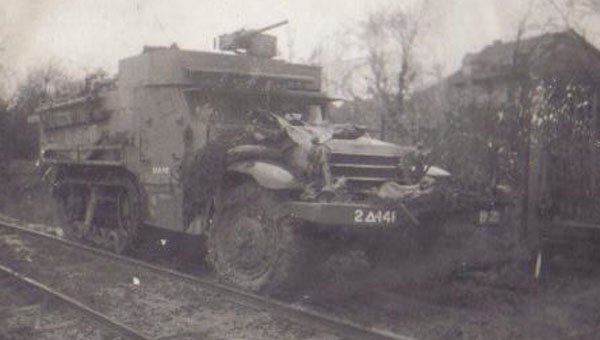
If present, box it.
[329,153,399,191]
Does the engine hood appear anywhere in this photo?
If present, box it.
[325,136,416,157]
[272,114,415,158]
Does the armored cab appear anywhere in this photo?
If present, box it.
[35,23,494,292]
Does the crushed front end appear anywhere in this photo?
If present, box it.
[267,117,498,230]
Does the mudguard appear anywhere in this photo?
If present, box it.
[227,161,301,190]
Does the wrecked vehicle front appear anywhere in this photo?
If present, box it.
[225,110,497,229]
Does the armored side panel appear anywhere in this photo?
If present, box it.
[117,46,323,231]
[38,85,144,171]
[40,92,118,149]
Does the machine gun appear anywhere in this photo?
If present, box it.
[217,20,288,58]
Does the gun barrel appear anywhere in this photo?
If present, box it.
[256,20,288,33]
[218,20,288,57]
[251,20,289,36]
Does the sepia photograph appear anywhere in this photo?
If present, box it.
[1,0,600,339]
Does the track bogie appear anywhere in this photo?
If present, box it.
[53,167,141,253]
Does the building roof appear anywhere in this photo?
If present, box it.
[449,30,600,85]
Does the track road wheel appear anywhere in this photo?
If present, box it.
[55,185,89,241]
[55,180,141,254]
[207,181,314,293]
[113,188,139,254]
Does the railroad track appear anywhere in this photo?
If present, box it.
[0,214,415,340]
[0,262,152,340]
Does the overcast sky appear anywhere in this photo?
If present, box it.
[1,0,599,83]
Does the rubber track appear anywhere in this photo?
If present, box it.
[0,215,416,340]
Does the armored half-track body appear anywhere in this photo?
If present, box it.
[34,25,495,291]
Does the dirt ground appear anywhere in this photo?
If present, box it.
[292,244,600,340]
[2,162,600,340]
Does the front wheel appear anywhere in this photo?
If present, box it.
[207,181,321,293]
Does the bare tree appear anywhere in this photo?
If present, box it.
[360,9,395,121]
[356,2,430,140]
[0,22,10,101]
[563,0,600,15]
[543,0,600,35]
[311,29,367,100]
[389,6,426,114]
[0,23,11,165]
[582,0,600,12]
[6,61,80,160]
[10,61,79,114]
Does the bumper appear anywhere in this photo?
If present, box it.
[282,198,497,228]
[282,202,402,227]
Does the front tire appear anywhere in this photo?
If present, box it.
[207,181,317,293]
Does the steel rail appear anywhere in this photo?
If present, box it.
[0,215,416,340]
[0,263,152,340]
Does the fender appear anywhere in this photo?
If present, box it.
[227,161,301,190]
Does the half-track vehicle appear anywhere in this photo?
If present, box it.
[33,22,497,291]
